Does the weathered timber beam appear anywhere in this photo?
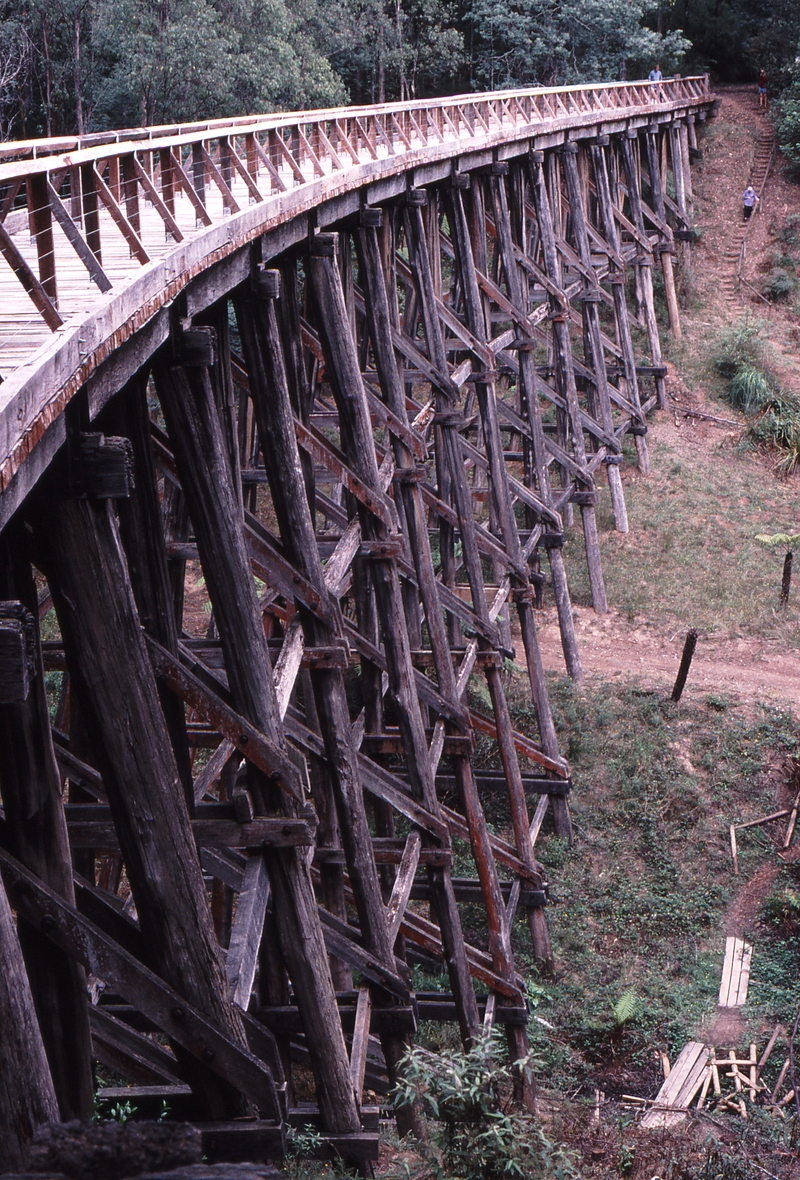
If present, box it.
[317,908,410,1000]
[89,1005,183,1085]
[147,635,304,800]
[385,831,421,943]
[0,218,63,329]
[65,816,313,850]
[0,545,94,1119]
[0,847,281,1119]
[0,866,59,1169]
[154,342,360,1136]
[294,419,397,530]
[283,707,450,843]
[46,180,112,291]
[31,490,250,1119]
[225,853,270,1010]
[91,164,149,263]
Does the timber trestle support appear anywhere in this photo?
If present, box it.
[0,77,714,1167]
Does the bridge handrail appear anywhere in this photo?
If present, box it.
[0,75,714,513]
[1,76,711,169]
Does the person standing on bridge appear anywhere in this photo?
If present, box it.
[648,63,662,82]
[742,185,759,221]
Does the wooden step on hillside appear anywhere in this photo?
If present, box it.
[640,1042,710,1128]
[718,936,752,1008]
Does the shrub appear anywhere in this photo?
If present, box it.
[749,391,800,474]
[710,318,767,378]
[763,886,800,935]
[392,1030,577,1180]
[726,364,774,414]
[763,267,797,301]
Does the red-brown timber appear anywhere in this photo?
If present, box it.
[0,79,712,1160]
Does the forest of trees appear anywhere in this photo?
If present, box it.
[0,0,798,139]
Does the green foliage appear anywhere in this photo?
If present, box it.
[754,531,800,548]
[0,0,695,134]
[762,884,800,935]
[517,681,800,1087]
[611,986,638,1026]
[727,364,773,414]
[710,317,767,379]
[392,1030,577,1180]
[92,0,346,127]
[763,267,797,301]
[748,389,800,474]
[462,0,689,92]
[708,317,800,471]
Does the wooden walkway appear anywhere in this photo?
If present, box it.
[0,75,713,515]
[718,936,753,1009]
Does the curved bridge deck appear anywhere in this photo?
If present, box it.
[0,79,713,1165]
[0,77,711,516]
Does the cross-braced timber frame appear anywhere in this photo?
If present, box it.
[0,76,714,1168]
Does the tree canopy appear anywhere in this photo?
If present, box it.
[1,0,796,138]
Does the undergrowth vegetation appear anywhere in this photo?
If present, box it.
[711,317,800,474]
[505,679,800,1098]
[389,1030,577,1180]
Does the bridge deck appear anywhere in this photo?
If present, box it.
[0,76,712,506]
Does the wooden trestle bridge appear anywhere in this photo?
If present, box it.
[0,76,714,1169]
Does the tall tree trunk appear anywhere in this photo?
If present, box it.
[73,6,84,136]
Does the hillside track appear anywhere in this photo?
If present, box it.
[716,90,776,302]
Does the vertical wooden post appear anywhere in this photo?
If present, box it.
[97,375,194,808]
[153,345,360,1135]
[191,142,206,211]
[402,202,560,958]
[0,870,59,1172]
[447,177,563,751]
[620,133,666,410]
[590,139,650,475]
[26,172,57,305]
[528,150,608,615]
[107,156,121,203]
[646,126,681,339]
[69,165,82,222]
[120,154,141,238]
[32,490,250,1119]
[561,143,630,529]
[491,163,585,676]
[0,531,94,1120]
[235,276,421,1122]
[357,215,542,993]
[670,122,691,273]
[160,147,175,216]
[81,162,101,262]
[308,232,481,1044]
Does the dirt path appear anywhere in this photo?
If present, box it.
[537,605,800,707]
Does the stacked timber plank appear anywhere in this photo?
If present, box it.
[640,1043,710,1128]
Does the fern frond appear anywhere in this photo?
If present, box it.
[611,987,638,1026]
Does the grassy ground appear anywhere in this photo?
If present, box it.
[554,384,800,647]
[516,677,799,1082]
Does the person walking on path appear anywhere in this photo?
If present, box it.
[742,185,759,221]
[758,70,768,110]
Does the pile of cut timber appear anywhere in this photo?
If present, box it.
[640,1042,709,1128]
